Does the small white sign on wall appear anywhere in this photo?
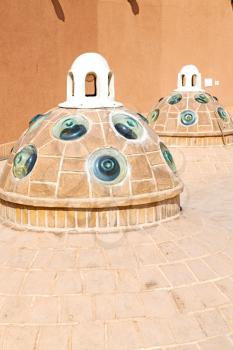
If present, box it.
[204,78,213,87]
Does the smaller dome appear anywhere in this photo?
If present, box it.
[149,65,233,146]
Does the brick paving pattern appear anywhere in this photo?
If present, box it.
[0,146,232,349]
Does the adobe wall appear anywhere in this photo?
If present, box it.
[0,0,232,145]
[98,0,233,113]
[0,0,98,143]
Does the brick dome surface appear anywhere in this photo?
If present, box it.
[149,91,233,146]
[0,107,182,207]
[0,106,183,231]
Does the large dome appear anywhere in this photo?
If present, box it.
[0,53,183,232]
[149,65,233,146]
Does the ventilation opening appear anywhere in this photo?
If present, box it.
[181,74,186,87]
[85,73,97,97]
[191,74,197,87]
[68,72,75,97]
[108,72,113,96]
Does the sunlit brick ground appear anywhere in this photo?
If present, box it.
[0,146,233,349]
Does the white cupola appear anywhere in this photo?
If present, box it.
[59,53,123,108]
[176,65,203,92]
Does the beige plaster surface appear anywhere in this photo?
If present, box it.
[0,146,232,349]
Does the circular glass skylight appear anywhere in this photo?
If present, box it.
[194,93,209,104]
[13,145,37,179]
[168,94,182,105]
[180,110,197,126]
[112,113,144,140]
[217,107,228,122]
[28,114,47,131]
[89,148,127,185]
[160,142,176,173]
[150,109,160,122]
[53,115,89,141]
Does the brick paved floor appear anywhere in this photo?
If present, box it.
[0,146,232,349]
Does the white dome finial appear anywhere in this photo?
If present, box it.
[176,65,203,92]
[59,53,123,108]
